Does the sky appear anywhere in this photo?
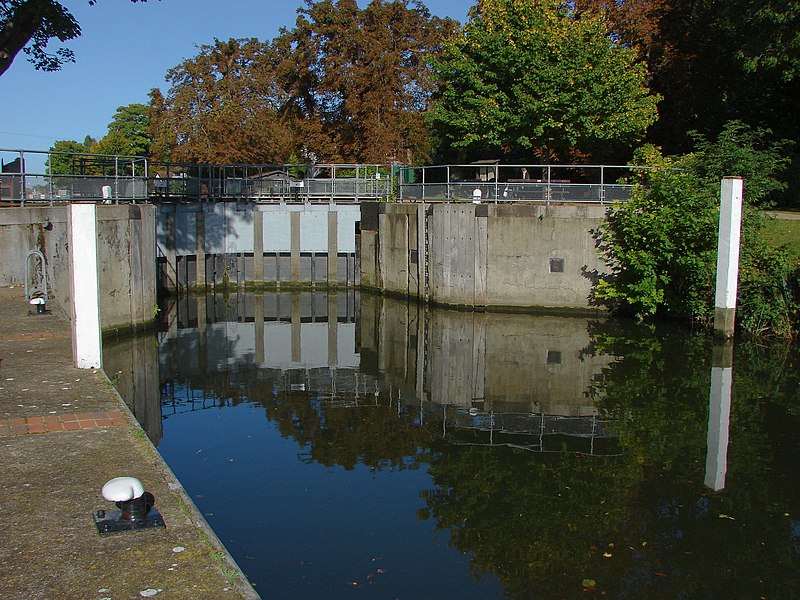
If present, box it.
[0,0,473,171]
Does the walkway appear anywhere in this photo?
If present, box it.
[0,287,259,600]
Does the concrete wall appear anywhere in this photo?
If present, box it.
[360,202,609,312]
[0,205,156,332]
[157,202,361,290]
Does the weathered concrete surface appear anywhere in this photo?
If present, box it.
[0,206,156,334]
[0,286,259,600]
[361,202,610,312]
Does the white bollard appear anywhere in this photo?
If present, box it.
[714,177,743,338]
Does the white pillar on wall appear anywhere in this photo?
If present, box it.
[68,203,103,369]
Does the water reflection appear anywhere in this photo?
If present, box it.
[103,292,800,599]
[706,342,734,492]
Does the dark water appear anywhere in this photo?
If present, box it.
[104,291,800,599]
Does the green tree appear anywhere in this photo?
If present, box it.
[595,122,799,337]
[102,103,151,156]
[0,0,147,77]
[426,0,660,163]
[46,138,86,174]
[575,0,800,157]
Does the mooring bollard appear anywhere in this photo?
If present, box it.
[93,476,165,535]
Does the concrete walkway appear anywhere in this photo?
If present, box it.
[0,287,260,600]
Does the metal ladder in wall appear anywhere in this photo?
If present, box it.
[25,249,49,312]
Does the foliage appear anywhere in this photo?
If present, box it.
[149,37,295,164]
[103,103,151,156]
[426,0,660,163]
[149,0,455,165]
[0,0,146,77]
[575,0,800,157]
[595,122,799,337]
[275,0,455,164]
[46,138,86,174]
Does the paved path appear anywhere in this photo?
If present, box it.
[0,287,259,600]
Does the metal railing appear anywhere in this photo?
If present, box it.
[1,149,149,205]
[397,164,642,205]
[148,162,394,203]
[1,149,396,205]
[2,148,646,206]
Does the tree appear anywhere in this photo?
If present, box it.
[103,103,151,156]
[0,0,147,77]
[46,138,86,173]
[149,0,454,165]
[275,0,456,164]
[426,0,660,163]
[594,122,799,338]
[149,37,297,164]
[575,0,800,156]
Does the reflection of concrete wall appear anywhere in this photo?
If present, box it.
[361,294,610,416]
[0,205,156,333]
[103,332,162,444]
[159,292,359,377]
[360,202,609,312]
[482,313,609,415]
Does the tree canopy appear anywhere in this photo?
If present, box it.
[426,0,660,163]
[148,0,455,165]
[574,0,800,155]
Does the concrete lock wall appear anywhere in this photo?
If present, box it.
[360,202,610,312]
[0,205,156,333]
[156,202,361,290]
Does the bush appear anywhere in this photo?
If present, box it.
[596,122,799,337]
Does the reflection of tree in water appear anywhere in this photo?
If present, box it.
[420,323,800,599]
[252,378,437,471]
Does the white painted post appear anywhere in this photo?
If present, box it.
[68,204,103,369]
[705,343,733,491]
[714,177,743,338]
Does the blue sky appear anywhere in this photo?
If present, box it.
[0,0,473,166]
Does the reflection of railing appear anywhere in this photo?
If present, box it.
[160,367,619,455]
[432,405,619,455]
[397,164,643,205]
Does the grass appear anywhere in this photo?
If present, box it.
[762,216,800,260]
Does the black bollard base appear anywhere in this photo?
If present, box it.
[93,507,166,535]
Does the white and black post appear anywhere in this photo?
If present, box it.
[714,177,743,339]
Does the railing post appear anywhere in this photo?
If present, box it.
[546,165,551,206]
[600,165,605,206]
[19,150,26,206]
